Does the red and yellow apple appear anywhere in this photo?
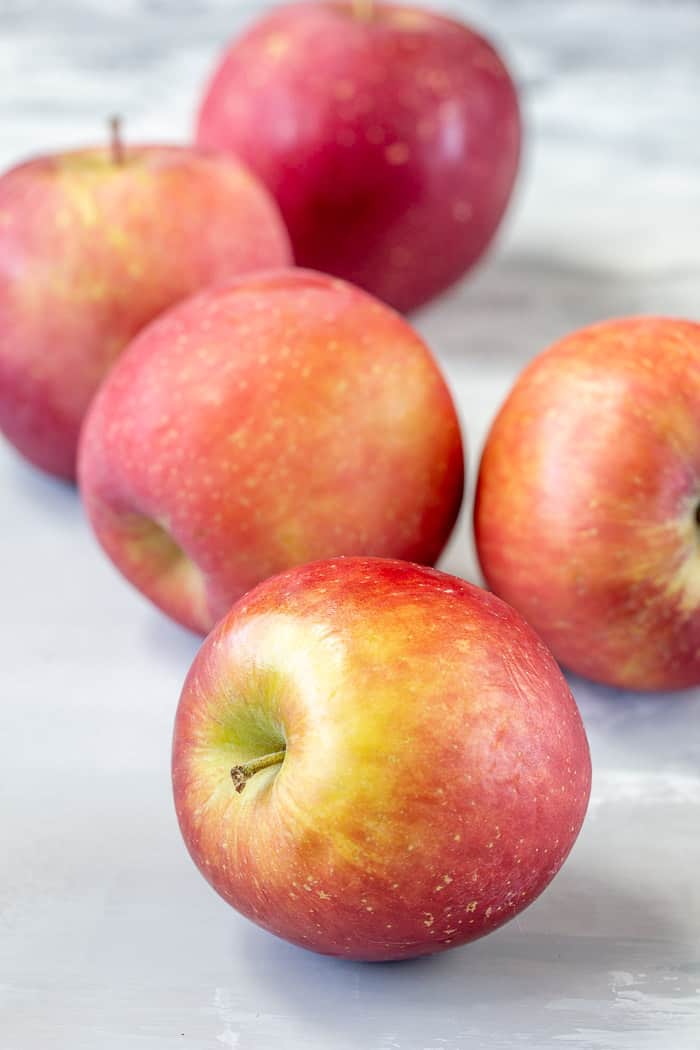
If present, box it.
[0,140,291,479]
[475,316,700,691]
[172,556,591,961]
[78,269,464,634]
[196,1,521,313]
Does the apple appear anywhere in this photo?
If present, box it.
[0,127,291,479]
[475,316,700,691]
[172,556,591,962]
[78,268,464,634]
[196,1,521,313]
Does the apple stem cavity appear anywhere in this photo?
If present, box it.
[109,115,125,165]
[231,749,286,794]
[352,0,374,20]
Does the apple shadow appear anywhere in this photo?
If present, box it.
[568,671,700,774]
[226,849,693,1048]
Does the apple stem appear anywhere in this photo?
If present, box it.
[231,749,286,794]
[353,0,374,20]
[109,115,125,165]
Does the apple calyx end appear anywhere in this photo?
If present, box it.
[230,748,286,794]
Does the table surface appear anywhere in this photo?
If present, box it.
[2,2,699,1048]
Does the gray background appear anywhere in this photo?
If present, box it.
[1,1,699,1047]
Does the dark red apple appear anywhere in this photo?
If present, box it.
[196,1,521,312]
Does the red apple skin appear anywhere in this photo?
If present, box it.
[196,1,521,313]
[475,317,700,691]
[172,557,591,962]
[0,145,291,480]
[78,269,464,634]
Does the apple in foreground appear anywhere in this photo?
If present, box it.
[475,316,700,690]
[78,269,464,634]
[172,557,591,962]
[196,0,520,313]
[0,129,291,479]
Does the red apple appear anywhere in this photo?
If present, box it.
[172,556,591,961]
[196,1,521,313]
[0,134,291,479]
[78,269,464,634]
[475,317,700,691]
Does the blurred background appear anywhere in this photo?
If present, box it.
[2,0,699,578]
[2,2,699,1048]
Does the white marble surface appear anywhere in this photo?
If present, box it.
[2,2,700,1048]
